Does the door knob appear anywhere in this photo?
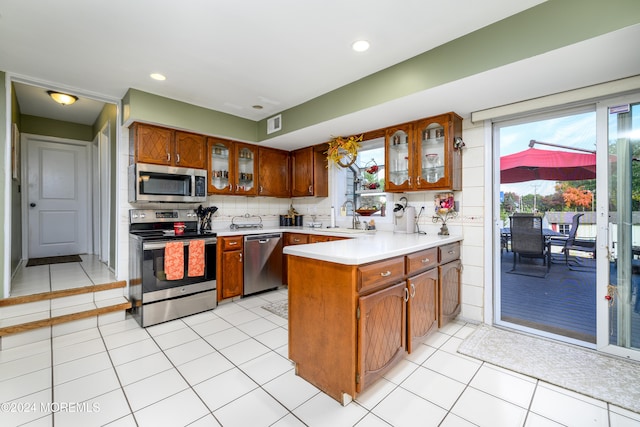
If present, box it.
[30,203,36,207]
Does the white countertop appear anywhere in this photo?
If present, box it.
[283,231,461,265]
[212,226,462,265]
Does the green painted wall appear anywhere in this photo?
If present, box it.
[20,115,93,141]
[257,0,640,140]
[123,89,256,142]
[122,0,640,145]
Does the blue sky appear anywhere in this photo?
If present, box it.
[499,111,596,196]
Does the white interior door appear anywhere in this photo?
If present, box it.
[27,136,89,258]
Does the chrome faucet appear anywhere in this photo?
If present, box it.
[342,200,360,229]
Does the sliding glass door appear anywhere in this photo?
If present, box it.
[492,94,640,361]
[494,108,598,346]
[600,97,640,359]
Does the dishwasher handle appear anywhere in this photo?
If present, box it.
[244,233,282,243]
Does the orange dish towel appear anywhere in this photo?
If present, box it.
[188,240,205,277]
[164,242,184,281]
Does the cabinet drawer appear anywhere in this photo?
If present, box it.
[358,257,405,293]
[439,242,460,264]
[221,236,243,251]
[285,233,309,245]
[406,248,438,275]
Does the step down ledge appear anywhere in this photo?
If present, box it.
[0,298,131,337]
[0,281,126,307]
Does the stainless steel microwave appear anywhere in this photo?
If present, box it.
[129,163,207,203]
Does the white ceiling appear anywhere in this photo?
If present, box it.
[1,1,639,151]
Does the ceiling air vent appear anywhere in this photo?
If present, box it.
[267,114,282,134]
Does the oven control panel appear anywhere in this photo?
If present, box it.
[130,209,199,224]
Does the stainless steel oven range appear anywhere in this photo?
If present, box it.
[128,209,217,327]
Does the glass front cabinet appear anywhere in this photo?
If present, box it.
[385,112,462,192]
[207,138,257,195]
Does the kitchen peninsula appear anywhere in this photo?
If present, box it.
[283,231,462,404]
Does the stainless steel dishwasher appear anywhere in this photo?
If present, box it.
[243,233,283,296]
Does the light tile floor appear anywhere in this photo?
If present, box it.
[10,255,117,296]
[2,287,640,426]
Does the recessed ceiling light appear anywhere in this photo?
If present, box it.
[352,40,370,52]
[150,73,166,81]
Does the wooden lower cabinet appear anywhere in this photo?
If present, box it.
[288,241,461,404]
[439,259,461,327]
[407,268,438,353]
[357,281,406,393]
[217,236,243,301]
[308,234,346,243]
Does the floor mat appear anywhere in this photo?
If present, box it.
[261,300,288,319]
[458,325,640,413]
[26,254,82,267]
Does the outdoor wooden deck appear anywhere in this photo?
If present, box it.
[500,251,640,347]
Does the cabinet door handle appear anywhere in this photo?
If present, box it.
[167,152,171,162]
[421,258,430,263]
[293,238,300,243]
[410,283,416,298]
[404,287,409,302]
[408,177,411,186]
[229,241,238,246]
[229,184,233,191]
[176,153,180,164]
[380,271,391,277]
[448,250,455,255]
[259,185,263,193]
[416,176,421,185]
[239,253,243,262]
[308,185,312,194]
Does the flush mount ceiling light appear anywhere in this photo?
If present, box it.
[150,73,166,81]
[47,91,78,106]
[352,40,370,52]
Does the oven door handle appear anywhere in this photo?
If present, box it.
[143,237,217,250]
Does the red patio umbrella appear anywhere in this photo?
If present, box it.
[500,147,597,183]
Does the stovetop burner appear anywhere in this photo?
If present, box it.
[129,209,216,240]
[129,230,216,241]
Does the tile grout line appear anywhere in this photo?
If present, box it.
[182,301,311,425]
[96,319,142,426]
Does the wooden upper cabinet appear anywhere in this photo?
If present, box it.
[384,123,414,192]
[207,138,257,196]
[258,147,290,197]
[413,113,462,191]
[131,123,173,165]
[130,123,205,169]
[234,143,258,196]
[291,144,328,197]
[174,131,206,169]
[384,112,462,192]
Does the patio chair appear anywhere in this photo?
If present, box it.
[509,215,551,277]
[549,213,595,268]
[549,213,582,261]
